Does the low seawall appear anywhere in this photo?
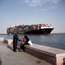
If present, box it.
[1,39,65,65]
[25,44,65,65]
[26,44,56,64]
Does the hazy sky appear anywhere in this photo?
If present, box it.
[0,0,65,33]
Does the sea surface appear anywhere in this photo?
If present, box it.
[0,33,65,50]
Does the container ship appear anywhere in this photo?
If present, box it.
[7,24,54,34]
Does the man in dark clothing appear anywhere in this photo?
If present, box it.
[13,33,18,52]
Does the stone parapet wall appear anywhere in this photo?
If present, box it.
[5,39,65,65]
[26,47,56,65]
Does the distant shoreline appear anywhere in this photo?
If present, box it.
[51,33,65,34]
[0,33,7,35]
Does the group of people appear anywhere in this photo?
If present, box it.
[13,32,31,52]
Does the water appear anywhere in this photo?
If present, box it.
[0,34,65,50]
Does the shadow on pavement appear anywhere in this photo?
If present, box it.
[7,45,13,51]
[0,59,2,65]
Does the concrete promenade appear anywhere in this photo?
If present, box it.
[0,44,51,65]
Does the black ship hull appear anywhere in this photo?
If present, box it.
[24,28,53,34]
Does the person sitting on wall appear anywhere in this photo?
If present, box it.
[20,35,32,51]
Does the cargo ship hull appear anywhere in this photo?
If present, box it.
[7,24,54,35]
[24,28,53,34]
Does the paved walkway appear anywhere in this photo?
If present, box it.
[0,44,51,65]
